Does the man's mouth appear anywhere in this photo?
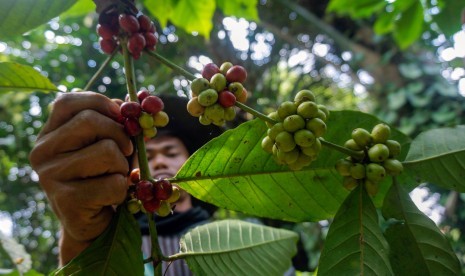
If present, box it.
[153,173,173,180]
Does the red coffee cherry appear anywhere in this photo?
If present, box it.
[119,14,140,34]
[124,117,142,136]
[136,180,154,202]
[137,90,151,102]
[97,24,118,40]
[138,14,152,32]
[143,198,161,213]
[218,91,236,108]
[226,65,247,83]
[99,38,117,54]
[128,33,146,59]
[144,32,158,51]
[141,95,164,114]
[120,101,142,118]
[153,179,173,200]
[201,63,220,81]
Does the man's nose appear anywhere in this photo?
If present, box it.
[149,154,168,171]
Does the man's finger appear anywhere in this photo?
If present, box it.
[39,92,121,138]
[50,139,130,181]
[41,109,133,157]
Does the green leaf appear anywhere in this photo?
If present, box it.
[52,207,144,276]
[59,0,95,19]
[403,125,465,191]
[0,0,77,37]
[327,0,385,18]
[217,0,259,21]
[0,62,58,93]
[318,185,393,275]
[393,1,425,49]
[374,11,397,35]
[176,111,412,222]
[327,0,346,12]
[350,0,386,18]
[382,181,461,275]
[143,0,175,28]
[170,0,216,38]
[433,0,465,37]
[173,219,298,275]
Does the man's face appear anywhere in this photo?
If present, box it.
[145,135,190,179]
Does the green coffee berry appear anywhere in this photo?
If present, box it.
[312,137,322,152]
[371,123,391,143]
[204,103,224,121]
[139,112,154,129]
[277,101,297,120]
[335,159,352,176]
[143,126,157,138]
[283,114,306,133]
[288,153,313,170]
[344,139,364,151]
[315,109,327,122]
[198,89,218,107]
[268,122,284,141]
[351,128,372,148]
[350,163,366,179]
[224,107,236,121]
[306,118,326,138]
[157,201,172,217]
[275,131,296,152]
[368,144,390,163]
[294,89,315,103]
[212,118,226,127]
[365,163,386,182]
[294,129,316,147]
[281,148,300,165]
[191,78,210,96]
[295,153,313,167]
[266,111,281,128]
[210,73,227,92]
[301,145,318,159]
[343,176,358,191]
[126,198,141,214]
[228,82,244,97]
[220,62,233,75]
[383,159,403,176]
[297,101,319,119]
[199,115,212,125]
[153,111,169,127]
[318,104,330,118]
[365,180,379,196]
[261,136,274,153]
[385,140,401,157]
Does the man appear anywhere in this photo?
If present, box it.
[29,92,222,274]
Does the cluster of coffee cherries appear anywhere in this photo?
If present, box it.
[126,169,181,216]
[335,123,404,196]
[120,91,169,138]
[261,90,329,171]
[97,8,157,59]
[187,62,248,126]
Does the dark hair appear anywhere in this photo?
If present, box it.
[157,95,223,154]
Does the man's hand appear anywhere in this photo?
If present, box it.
[29,92,133,265]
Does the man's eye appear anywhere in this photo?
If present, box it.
[166,152,178,157]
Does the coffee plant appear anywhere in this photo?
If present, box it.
[1,1,464,275]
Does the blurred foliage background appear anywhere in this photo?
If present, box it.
[0,0,464,273]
